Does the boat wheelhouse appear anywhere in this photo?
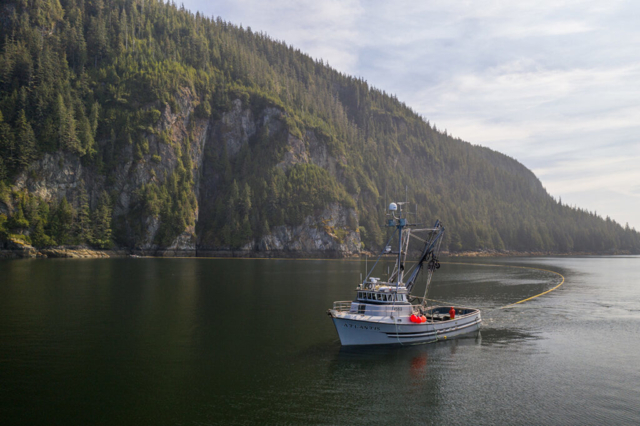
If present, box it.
[328,201,481,346]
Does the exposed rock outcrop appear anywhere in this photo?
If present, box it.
[7,88,361,258]
[199,202,359,257]
[257,203,360,255]
[39,248,111,258]
[0,238,115,258]
[12,153,83,203]
[0,238,39,258]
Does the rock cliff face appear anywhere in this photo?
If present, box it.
[252,203,360,255]
[9,88,360,257]
[197,202,360,257]
[196,98,360,257]
[12,153,83,203]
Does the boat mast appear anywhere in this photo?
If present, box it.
[387,200,408,290]
[397,211,404,285]
[400,186,407,285]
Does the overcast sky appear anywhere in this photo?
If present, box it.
[182,0,640,230]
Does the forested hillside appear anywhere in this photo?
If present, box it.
[1,0,638,255]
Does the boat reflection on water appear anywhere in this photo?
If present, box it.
[329,329,482,381]
[410,353,428,376]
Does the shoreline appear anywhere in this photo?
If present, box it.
[0,242,636,260]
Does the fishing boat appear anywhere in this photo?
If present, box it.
[328,201,481,346]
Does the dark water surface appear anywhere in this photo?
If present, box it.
[0,256,639,425]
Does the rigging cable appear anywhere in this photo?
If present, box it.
[428,261,565,311]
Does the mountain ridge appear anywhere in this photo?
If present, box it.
[0,0,638,256]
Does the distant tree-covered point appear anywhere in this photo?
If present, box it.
[0,0,638,255]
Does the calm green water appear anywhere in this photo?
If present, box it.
[0,256,639,425]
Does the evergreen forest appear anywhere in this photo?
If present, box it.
[1,0,639,254]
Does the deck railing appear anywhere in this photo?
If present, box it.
[331,299,426,313]
[332,301,353,312]
[331,299,480,320]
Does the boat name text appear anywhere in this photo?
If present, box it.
[344,324,381,331]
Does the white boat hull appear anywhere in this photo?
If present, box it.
[330,309,481,346]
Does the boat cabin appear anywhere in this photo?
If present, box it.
[356,291,408,303]
[357,277,410,304]
[348,277,413,316]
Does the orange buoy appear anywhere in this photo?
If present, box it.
[410,314,420,323]
[420,315,427,323]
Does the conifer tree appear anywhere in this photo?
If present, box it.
[92,191,113,248]
[31,213,56,247]
[75,183,93,243]
[56,94,83,155]
[13,110,36,169]
[77,113,96,157]
[50,197,75,245]
[0,111,16,176]
[7,206,29,231]
[87,14,108,67]
[0,158,6,181]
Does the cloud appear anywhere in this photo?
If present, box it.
[535,156,640,195]
[407,62,640,170]
[494,21,596,38]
